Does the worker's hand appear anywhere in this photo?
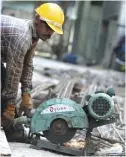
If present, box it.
[1,104,15,129]
[19,93,33,117]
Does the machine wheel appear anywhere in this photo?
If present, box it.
[43,118,76,144]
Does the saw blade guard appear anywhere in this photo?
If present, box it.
[30,98,89,133]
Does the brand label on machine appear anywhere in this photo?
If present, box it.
[41,104,75,114]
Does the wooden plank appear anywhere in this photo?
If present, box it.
[0,128,12,156]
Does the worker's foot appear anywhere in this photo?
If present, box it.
[1,104,15,129]
[19,93,33,117]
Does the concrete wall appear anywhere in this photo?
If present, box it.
[101,1,124,67]
[102,1,121,20]
[102,20,118,67]
[84,5,102,61]
[72,1,102,64]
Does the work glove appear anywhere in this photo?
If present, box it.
[1,104,15,129]
[19,93,33,117]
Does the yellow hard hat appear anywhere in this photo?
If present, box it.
[35,3,64,35]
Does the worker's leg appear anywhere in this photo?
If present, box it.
[1,63,15,130]
[1,63,7,115]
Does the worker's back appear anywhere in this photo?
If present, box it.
[1,15,32,62]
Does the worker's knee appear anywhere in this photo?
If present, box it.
[1,99,8,116]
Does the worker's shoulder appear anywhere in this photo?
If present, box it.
[1,15,32,38]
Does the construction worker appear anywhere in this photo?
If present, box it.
[1,3,64,129]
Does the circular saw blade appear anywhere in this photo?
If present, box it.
[43,119,77,144]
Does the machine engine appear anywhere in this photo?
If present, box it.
[87,93,114,120]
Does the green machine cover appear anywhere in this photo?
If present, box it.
[31,98,89,133]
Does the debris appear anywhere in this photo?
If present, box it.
[0,128,12,156]
[63,139,86,150]
[95,143,123,156]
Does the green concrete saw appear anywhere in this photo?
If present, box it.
[10,88,116,145]
[30,89,115,144]
[30,98,89,144]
